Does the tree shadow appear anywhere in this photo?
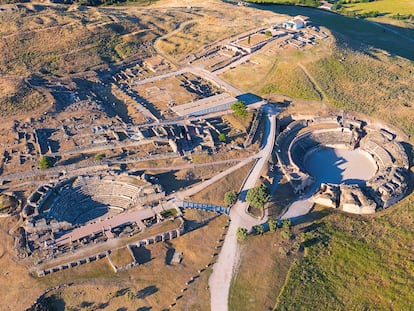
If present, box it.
[80,301,94,308]
[115,288,130,297]
[43,294,66,311]
[291,209,331,226]
[165,242,175,265]
[183,211,220,232]
[95,302,109,309]
[136,285,158,299]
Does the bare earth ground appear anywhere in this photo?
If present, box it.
[0,0,413,310]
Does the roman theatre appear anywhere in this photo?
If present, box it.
[276,114,410,214]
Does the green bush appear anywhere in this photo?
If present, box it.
[268,219,278,232]
[218,133,227,142]
[236,227,248,240]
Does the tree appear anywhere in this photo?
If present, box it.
[236,227,248,240]
[254,224,265,235]
[126,290,135,302]
[265,30,272,37]
[268,219,278,232]
[281,218,291,230]
[224,190,238,206]
[246,184,270,209]
[94,154,103,161]
[247,35,251,45]
[39,156,52,169]
[231,101,248,118]
[218,132,227,142]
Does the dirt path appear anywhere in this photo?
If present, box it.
[209,104,278,311]
[297,63,325,102]
[153,20,196,67]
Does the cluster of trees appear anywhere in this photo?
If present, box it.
[391,14,414,21]
[236,218,292,241]
[358,10,381,18]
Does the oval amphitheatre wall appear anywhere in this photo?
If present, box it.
[275,113,411,214]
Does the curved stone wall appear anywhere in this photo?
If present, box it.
[276,115,411,213]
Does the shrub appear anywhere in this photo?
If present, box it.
[236,227,248,240]
[268,219,278,232]
[254,224,265,235]
[218,133,227,142]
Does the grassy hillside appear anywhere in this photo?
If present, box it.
[262,62,322,101]
[229,196,414,311]
[275,197,414,310]
[306,49,414,136]
[0,4,185,76]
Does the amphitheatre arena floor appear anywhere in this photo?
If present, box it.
[304,147,378,185]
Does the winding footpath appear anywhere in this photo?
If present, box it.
[209,104,278,311]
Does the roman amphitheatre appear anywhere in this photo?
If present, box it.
[0,0,413,310]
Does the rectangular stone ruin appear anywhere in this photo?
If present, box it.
[97,253,106,259]
[163,232,170,241]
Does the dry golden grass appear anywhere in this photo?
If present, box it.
[220,36,333,94]
[0,3,191,77]
[38,212,227,310]
[307,49,414,136]
[154,2,284,61]
[191,161,254,206]
[222,110,255,133]
[229,229,302,311]
[0,206,228,310]
[191,149,252,164]
[109,247,134,267]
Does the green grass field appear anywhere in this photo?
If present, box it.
[229,196,414,311]
[306,49,414,136]
[275,197,414,310]
[343,0,414,16]
[262,62,322,100]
